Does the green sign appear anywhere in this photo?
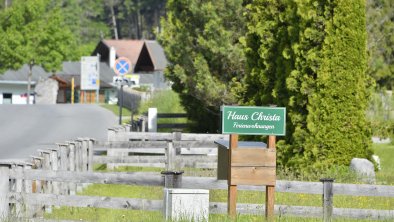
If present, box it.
[222,106,286,135]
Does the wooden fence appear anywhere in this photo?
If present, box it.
[0,128,393,221]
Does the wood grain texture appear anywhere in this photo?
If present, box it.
[230,166,276,186]
[228,185,237,218]
[8,193,162,211]
[231,149,276,167]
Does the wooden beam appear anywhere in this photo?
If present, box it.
[9,193,162,211]
[10,169,162,186]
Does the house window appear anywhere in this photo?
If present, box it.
[3,93,12,104]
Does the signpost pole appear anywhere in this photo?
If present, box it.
[265,135,276,221]
[96,54,100,104]
[228,134,238,218]
[119,83,124,125]
[113,57,131,126]
[71,77,74,104]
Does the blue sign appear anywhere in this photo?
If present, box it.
[114,57,131,76]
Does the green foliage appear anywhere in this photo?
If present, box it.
[303,0,373,171]
[367,91,394,139]
[242,0,308,168]
[137,90,185,115]
[158,0,246,132]
[56,0,111,57]
[101,104,132,117]
[374,143,394,185]
[46,207,163,222]
[366,0,394,89]
[0,0,77,72]
[243,1,373,173]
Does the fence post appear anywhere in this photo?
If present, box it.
[162,132,184,188]
[88,139,94,172]
[32,155,44,217]
[31,156,43,194]
[39,150,52,195]
[320,178,334,222]
[58,144,69,195]
[13,164,24,217]
[0,163,11,220]
[22,163,34,219]
[75,140,82,173]
[81,138,91,190]
[75,140,84,193]
[49,148,60,196]
[165,140,175,171]
[80,139,88,172]
[173,132,182,169]
[68,142,77,195]
[107,128,116,141]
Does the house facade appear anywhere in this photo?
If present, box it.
[92,39,170,90]
[0,65,50,104]
[51,61,118,104]
[0,62,117,104]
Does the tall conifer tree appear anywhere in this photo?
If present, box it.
[244,0,373,173]
[303,0,373,171]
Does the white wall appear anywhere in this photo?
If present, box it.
[0,83,35,104]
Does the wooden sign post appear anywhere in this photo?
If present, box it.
[266,135,276,220]
[228,134,238,217]
[221,106,286,220]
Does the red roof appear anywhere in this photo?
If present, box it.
[102,39,145,65]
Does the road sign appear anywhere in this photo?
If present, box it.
[81,56,100,90]
[114,57,131,76]
[222,106,286,135]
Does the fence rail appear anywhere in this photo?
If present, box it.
[0,129,393,221]
[9,169,394,197]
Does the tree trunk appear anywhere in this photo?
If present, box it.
[110,5,119,40]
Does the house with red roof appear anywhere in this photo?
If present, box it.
[92,39,170,90]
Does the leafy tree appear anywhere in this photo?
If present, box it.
[367,0,394,89]
[119,0,166,39]
[158,0,246,132]
[55,0,111,57]
[0,0,77,72]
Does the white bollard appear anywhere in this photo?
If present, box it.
[148,108,158,132]
[163,189,209,222]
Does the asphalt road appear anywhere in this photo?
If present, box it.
[0,104,117,159]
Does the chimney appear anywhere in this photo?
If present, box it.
[109,47,116,68]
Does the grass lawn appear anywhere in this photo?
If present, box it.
[45,143,394,221]
[373,143,394,185]
[101,104,132,117]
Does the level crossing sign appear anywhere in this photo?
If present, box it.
[114,57,131,76]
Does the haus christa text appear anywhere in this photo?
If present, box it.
[222,106,286,135]
[226,111,281,130]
